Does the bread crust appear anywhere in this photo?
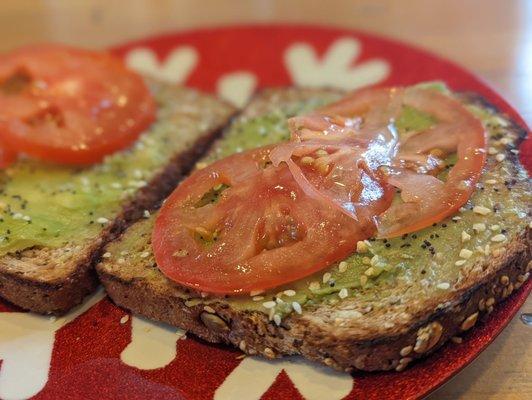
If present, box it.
[97,87,531,372]
[0,83,236,314]
[98,229,530,372]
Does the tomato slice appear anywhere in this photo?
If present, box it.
[152,147,372,294]
[377,88,486,237]
[0,44,155,164]
[284,87,486,238]
[0,144,16,168]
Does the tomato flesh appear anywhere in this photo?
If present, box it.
[152,147,376,294]
[0,144,16,168]
[287,87,486,238]
[0,44,155,164]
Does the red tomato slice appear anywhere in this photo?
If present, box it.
[152,147,369,295]
[286,87,486,238]
[0,144,16,168]
[0,44,155,164]
[377,88,486,237]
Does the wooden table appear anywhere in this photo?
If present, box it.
[0,1,530,399]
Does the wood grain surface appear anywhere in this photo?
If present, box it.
[0,1,529,399]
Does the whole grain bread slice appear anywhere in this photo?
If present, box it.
[97,88,531,372]
[0,80,236,314]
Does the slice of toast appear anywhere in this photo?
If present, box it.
[97,87,531,372]
[0,80,236,314]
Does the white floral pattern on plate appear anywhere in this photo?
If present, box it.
[285,37,390,89]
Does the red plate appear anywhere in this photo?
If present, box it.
[0,25,530,400]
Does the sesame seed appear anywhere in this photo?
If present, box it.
[436,282,450,290]
[12,213,23,220]
[22,215,31,221]
[252,296,264,301]
[140,251,150,258]
[491,234,506,242]
[488,147,498,155]
[49,316,57,323]
[356,240,369,253]
[473,223,486,232]
[262,301,276,309]
[500,137,511,145]
[459,249,473,259]
[117,258,125,264]
[490,224,500,231]
[338,261,348,273]
[452,216,462,221]
[275,297,284,304]
[360,275,368,285]
[143,210,151,218]
[485,179,497,185]
[473,205,491,215]
[495,153,506,162]
[273,314,282,326]
[97,217,110,224]
[338,288,348,299]
[300,156,314,165]
[120,315,130,324]
[461,231,471,242]
[203,306,216,314]
[292,302,303,314]
[309,281,320,291]
[364,267,374,276]
[102,252,111,259]
[283,289,296,297]
[250,290,264,296]
[322,272,332,283]
[455,260,466,266]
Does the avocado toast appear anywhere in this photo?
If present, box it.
[0,79,235,314]
[97,85,531,372]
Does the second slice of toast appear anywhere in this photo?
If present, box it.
[0,80,236,314]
